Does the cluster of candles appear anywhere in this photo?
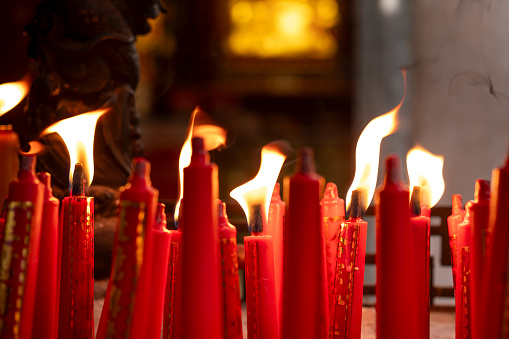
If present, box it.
[1,76,509,339]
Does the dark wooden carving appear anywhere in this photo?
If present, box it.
[23,0,162,196]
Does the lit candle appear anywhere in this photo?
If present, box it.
[0,125,19,208]
[244,204,278,339]
[282,148,329,339]
[180,137,223,338]
[329,190,366,339]
[163,202,184,339]
[447,193,464,335]
[470,179,489,339]
[0,155,44,338]
[33,172,60,339]
[58,163,94,338]
[409,187,431,339]
[320,182,345,313]
[265,182,285,328]
[481,150,509,338]
[457,201,473,339]
[375,155,418,338]
[218,201,243,339]
[96,158,161,339]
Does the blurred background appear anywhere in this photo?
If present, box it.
[2,0,509,305]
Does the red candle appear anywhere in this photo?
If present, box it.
[447,193,464,334]
[96,158,160,339]
[33,172,60,339]
[163,204,184,339]
[245,204,278,339]
[470,179,489,339]
[0,125,19,208]
[218,201,243,339]
[481,150,509,338]
[329,190,367,339]
[282,147,329,339]
[457,201,473,339]
[0,155,43,339]
[375,155,418,338]
[265,182,285,328]
[320,182,345,313]
[409,187,431,339]
[144,203,171,339]
[180,137,223,338]
[58,163,94,338]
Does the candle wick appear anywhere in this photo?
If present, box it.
[71,163,85,196]
[411,186,422,216]
[249,204,264,234]
[348,190,363,219]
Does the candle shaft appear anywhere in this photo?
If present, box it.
[265,183,285,331]
[163,228,183,339]
[218,202,243,339]
[282,148,329,339]
[33,173,60,339]
[0,155,44,339]
[470,180,489,339]
[457,202,473,339]
[375,155,418,338]
[180,137,223,338]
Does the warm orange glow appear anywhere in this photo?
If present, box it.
[19,141,45,156]
[41,109,109,187]
[228,0,339,58]
[346,71,406,211]
[0,78,30,116]
[406,146,445,208]
[174,107,227,223]
[230,143,286,225]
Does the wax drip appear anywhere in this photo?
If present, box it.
[411,186,422,216]
[452,194,464,214]
[155,203,167,231]
[249,204,263,234]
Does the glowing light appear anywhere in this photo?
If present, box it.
[230,142,287,227]
[0,77,30,116]
[346,71,406,211]
[227,0,339,58]
[379,0,401,15]
[406,146,445,208]
[41,109,109,188]
[19,141,45,156]
[174,107,227,223]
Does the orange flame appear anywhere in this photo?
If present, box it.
[174,107,227,223]
[346,71,406,211]
[230,142,286,227]
[406,146,445,208]
[19,141,45,156]
[41,109,109,187]
[0,77,30,116]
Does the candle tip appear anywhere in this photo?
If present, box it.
[132,157,151,182]
[37,172,53,198]
[348,190,363,219]
[20,154,36,173]
[296,147,316,175]
[191,136,208,164]
[474,179,490,202]
[271,183,281,201]
[324,182,338,199]
[383,155,401,186]
[155,203,167,230]
[410,186,422,216]
[451,194,464,213]
[249,204,264,234]
[71,163,85,196]
[464,200,474,222]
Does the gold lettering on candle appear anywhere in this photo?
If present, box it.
[166,241,180,338]
[106,201,145,338]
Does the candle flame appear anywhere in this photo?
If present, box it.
[174,107,227,224]
[406,146,445,208]
[0,77,30,116]
[19,141,45,156]
[40,109,109,188]
[230,142,287,228]
[346,71,406,211]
